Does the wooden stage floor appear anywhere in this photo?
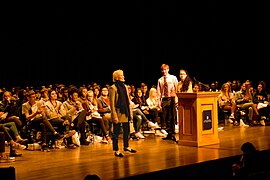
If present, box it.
[1,124,270,180]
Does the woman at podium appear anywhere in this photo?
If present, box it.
[176,69,193,93]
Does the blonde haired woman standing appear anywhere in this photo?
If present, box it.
[109,69,136,157]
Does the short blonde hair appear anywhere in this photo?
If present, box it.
[112,69,123,82]
[160,64,169,71]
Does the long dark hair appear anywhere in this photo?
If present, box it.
[179,69,193,92]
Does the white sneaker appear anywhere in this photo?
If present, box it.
[12,143,26,150]
[228,119,234,124]
[240,119,249,127]
[100,139,108,144]
[94,136,103,142]
[226,119,233,124]
[218,127,224,131]
[229,114,235,120]
[154,122,160,128]
[135,132,145,139]
[161,129,168,135]
[155,130,166,137]
[260,120,266,126]
[148,121,156,128]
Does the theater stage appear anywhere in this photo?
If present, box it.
[1,124,270,180]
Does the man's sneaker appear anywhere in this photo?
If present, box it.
[148,121,156,128]
[218,127,224,131]
[161,129,168,135]
[155,130,166,137]
[135,132,145,139]
[12,143,26,150]
[154,122,160,129]
[227,119,234,124]
[260,120,266,126]
[240,119,249,127]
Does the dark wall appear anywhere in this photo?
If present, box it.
[1,3,269,89]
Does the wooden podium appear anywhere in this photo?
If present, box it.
[177,92,220,147]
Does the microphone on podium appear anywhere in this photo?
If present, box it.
[193,77,204,85]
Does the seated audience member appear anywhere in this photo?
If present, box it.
[210,81,219,92]
[61,87,89,145]
[129,84,136,99]
[132,88,158,128]
[141,83,149,100]
[57,86,69,103]
[252,80,270,126]
[77,86,88,103]
[0,119,28,145]
[231,80,240,94]
[17,88,28,106]
[192,83,200,93]
[146,87,167,136]
[0,91,23,130]
[44,89,76,148]
[93,85,101,100]
[128,86,159,138]
[0,124,26,157]
[217,82,238,126]
[34,89,41,101]
[126,85,145,139]
[21,90,64,151]
[97,86,112,136]
[129,100,145,139]
[235,81,260,126]
[232,142,264,179]
[132,88,150,115]
[40,87,49,103]
[82,90,111,144]
[146,87,163,124]
[97,86,112,123]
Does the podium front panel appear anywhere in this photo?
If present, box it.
[177,92,220,147]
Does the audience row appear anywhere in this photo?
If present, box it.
[1,76,270,160]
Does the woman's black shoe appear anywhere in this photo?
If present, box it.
[114,152,124,157]
[162,135,176,142]
[124,148,137,153]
